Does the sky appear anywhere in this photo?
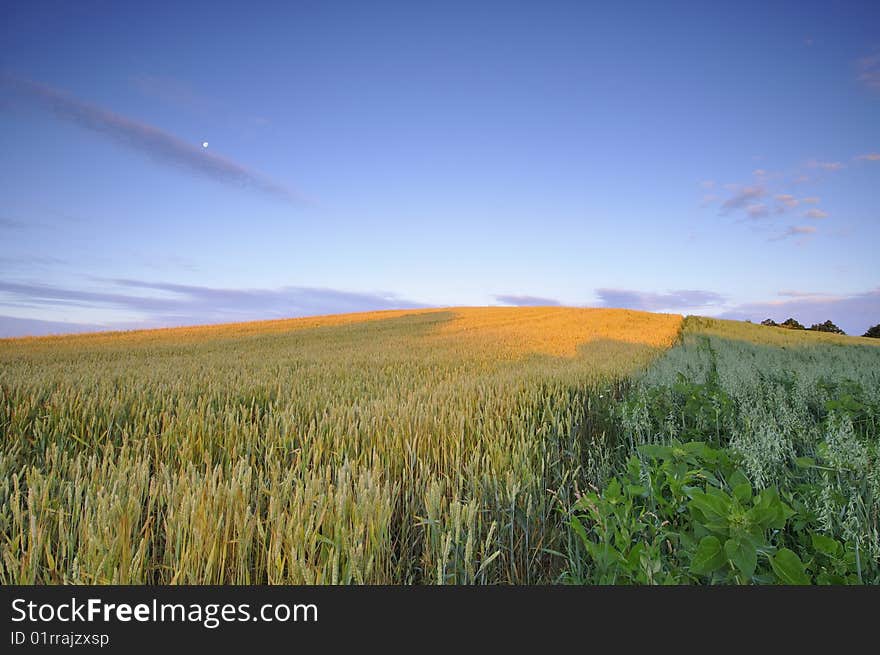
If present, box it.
[1,1,879,337]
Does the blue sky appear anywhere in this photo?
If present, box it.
[1,1,879,337]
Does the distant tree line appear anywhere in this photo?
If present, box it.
[759,318,880,338]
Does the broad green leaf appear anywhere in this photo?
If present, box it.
[625,542,645,570]
[732,482,752,504]
[682,441,709,457]
[728,469,750,489]
[810,534,841,557]
[605,478,622,502]
[585,541,622,570]
[691,535,725,575]
[751,488,792,530]
[625,484,648,498]
[725,538,757,580]
[570,514,589,546]
[770,548,811,585]
[816,572,847,585]
[688,489,731,525]
[794,456,815,469]
[747,504,779,531]
[706,486,729,500]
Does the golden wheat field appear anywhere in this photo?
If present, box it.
[3,307,879,585]
[0,307,681,584]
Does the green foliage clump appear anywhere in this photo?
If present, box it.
[763,318,849,335]
[780,318,806,330]
[565,439,867,584]
[864,324,880,339]
[563,318,880,585]
[810,320,845,335]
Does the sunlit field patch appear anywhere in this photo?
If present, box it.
[434,306,682,358]
[0,308,441,350]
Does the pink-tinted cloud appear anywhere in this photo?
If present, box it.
[775,194,799,209]
[801,196,820,204]
[720,185,766,213]
[2,74,300,203]
[856,153,880,161]
[804,209,828,219]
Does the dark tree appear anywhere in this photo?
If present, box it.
[809,320,845,335]
[761,318,778,327]
[864,324,880,338]
[780,318,806,330]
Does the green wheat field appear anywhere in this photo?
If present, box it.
[1,307,878,584]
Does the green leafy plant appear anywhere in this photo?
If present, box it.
[565,434,870,584]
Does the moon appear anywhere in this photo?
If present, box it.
[201,141,209,148]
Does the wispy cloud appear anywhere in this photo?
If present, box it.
[1,74,300,202]
[595,288,725,312]
[0,279,428,335]
[720,288,880,336]
[746,204,769,219]
[775,194,799,209]
[494,294,561,306]
[771,225,816,242]
[706,156,840,230]
[806,159,845,171]
[720,185,766,213]
[856,54,880,91]
[856,153,880,161]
